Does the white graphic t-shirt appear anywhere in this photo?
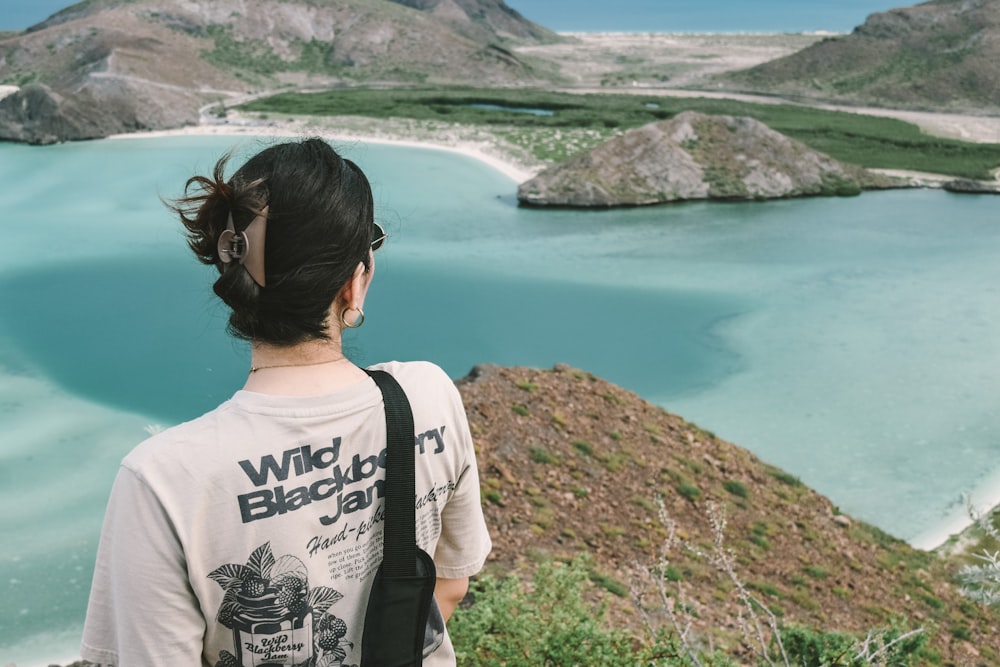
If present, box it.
[81,361,492,667]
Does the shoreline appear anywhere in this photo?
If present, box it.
[107,120,537,184]
[914,466,1000,552]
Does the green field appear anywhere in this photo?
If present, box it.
[240,87,1000,179]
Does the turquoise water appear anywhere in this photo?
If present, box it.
[466,104,556,116]
[1,135,999,663]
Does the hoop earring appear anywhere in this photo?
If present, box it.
[340,306,365,329]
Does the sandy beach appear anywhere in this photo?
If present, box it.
[108,115,540,184]
[111,100,1000,191]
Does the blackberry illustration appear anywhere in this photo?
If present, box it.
[240,575,267,597]
[317,613,332,632]
[286,597,308,616]
[216,650,238,667]
[316,615,348,651]
[276,576,305,607]
[317,628,340,651]
[328,615,348,639]
[217,606,234,627]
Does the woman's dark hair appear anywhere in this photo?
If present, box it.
[170,138,376,345]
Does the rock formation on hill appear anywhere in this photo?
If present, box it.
[0,0,555,144]
[717,0,1000,113]
[517,111,894,208]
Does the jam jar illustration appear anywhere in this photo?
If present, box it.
[230,573,313,666]
[211,543,346,667]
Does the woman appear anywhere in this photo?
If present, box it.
[81,138,492,667]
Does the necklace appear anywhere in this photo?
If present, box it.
[248,356,346,374]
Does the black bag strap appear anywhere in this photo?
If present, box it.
[365,369,416,578]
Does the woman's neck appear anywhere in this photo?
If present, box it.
[242,339,368,395]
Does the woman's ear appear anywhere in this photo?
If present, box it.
[338,260,372,312]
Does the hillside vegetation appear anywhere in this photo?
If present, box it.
[456,363,1000,664]
[241,87,1000,179]
[716,0,1000,114]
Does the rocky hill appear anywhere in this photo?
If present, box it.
[0,0,555,144]
[457,363,1000,663]
[517,111,897,208]
[716,0,1000,114]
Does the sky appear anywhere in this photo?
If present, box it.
[503,0,908,33]
[1,0,909,33]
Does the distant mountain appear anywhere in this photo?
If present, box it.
[517,111,896,208]
[0,0,556,144]
[716,0,1000,113]
[387,0,553,42]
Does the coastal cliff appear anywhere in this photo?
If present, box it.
[517,111,896,208]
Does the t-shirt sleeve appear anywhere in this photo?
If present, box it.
[81,465,205,666]
[432,378,492,579]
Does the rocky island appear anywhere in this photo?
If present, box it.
[517,111,897,208]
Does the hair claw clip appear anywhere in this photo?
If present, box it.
[217,206,268,287]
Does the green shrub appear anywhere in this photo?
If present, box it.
[677,483,701,501]
[779,625,927,667]
[601,391,623,405]
[589,569,629,597]
[723,480,749,498]
[449,558,644,666]
[767,467,803,487]
[919,593,944,610]
[451,552,927,667]
[529,446,559,465]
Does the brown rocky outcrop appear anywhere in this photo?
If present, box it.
[0,80,199,145]
[517,111,894,208]
[942,177,1000,194]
